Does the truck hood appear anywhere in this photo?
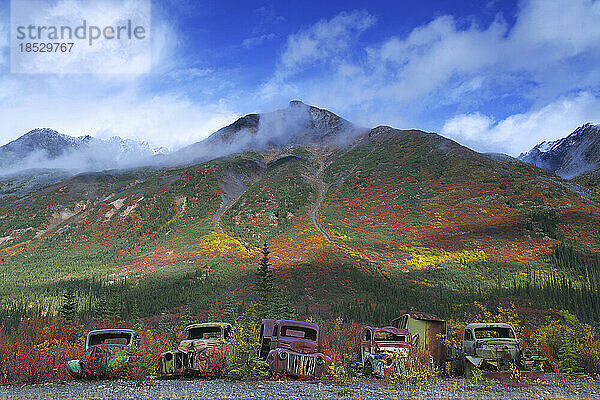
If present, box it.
[477,338,519,346]
[177,338,223,352]
[277,339,318,354]
[375,342,411,356]
[379,347,410,357]
[86,344,128,357]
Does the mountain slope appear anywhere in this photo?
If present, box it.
[0,105,599,325]
[169,100,366,165]
[0,128,166,177]
[316,126,598,267]
[0,128,88,163]
[519,123,600,179]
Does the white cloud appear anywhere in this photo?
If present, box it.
[10,0,152,74]
[0,0,240,150]
[241,33,276,49]
[260,0,600,151]
[442,113,494,140]
[2,0,600,156]
[510,0,600,57]
[370,17,507,101]
[0,76,238,149]
[278,10,376,75]
[441,92,600,155]
[0,14,8,69]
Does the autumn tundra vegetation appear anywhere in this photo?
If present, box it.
[1,127,600,385]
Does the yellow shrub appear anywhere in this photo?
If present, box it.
[397,245,486,268]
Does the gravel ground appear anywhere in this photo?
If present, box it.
[0,377,598,400]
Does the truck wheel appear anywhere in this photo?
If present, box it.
[516,350,525,370]
[362,361,374,377]
[348,362,362,376]
[464,361,479,379]
[464,361,472,378]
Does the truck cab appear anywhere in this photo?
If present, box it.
[158,322,232,378]
[259,319,331,379]
[66,329,137,379]
[360,326,413,378]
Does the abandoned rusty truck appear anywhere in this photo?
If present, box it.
[259,319,331,379]
[65,315,546,381]
[461,322,546,380]
[358,326,414,378]
[158,322,232,378]
[392,313,545,380]
[67,329,137,379]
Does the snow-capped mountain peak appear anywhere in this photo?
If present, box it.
[152,146,169,156]
[537,140,560,153]
[519,123,600,179]
[0,129,170,175]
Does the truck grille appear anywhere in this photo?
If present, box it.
[287,353,317,377]
[175,352,194,370]
[161,351,193,374]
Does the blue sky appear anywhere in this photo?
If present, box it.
[0,0,599,155]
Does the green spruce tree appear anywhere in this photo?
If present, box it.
[256,243,275,316]
[94,293,109,321]
[225,303,269,379]
[108,293,123,326]
[558,327,579,376]
[272,290,295,320]
[130,298,141,323]
[59,289,77,322]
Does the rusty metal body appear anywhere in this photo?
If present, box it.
[462,323,546,381]
[158,322,232,378]
[259,319,331,379]
[392,312,446,369]
[359,326,414,378]
[66,329,136,380]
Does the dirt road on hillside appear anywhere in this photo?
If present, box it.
[305,144,380,251]
[306,160,336,245]
[213,192,243,234]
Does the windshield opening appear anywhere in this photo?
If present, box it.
[280,326,317,341]
[474,327,515,339]
[374,331,406,342]
[187,326,222,340]
[88,332,132,347]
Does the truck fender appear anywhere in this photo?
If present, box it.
[107,354,131,371]
[465,355,483,368]
[363,354,385,378]
[66,359,86,379]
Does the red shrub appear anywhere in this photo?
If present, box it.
[0,317,84,384]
